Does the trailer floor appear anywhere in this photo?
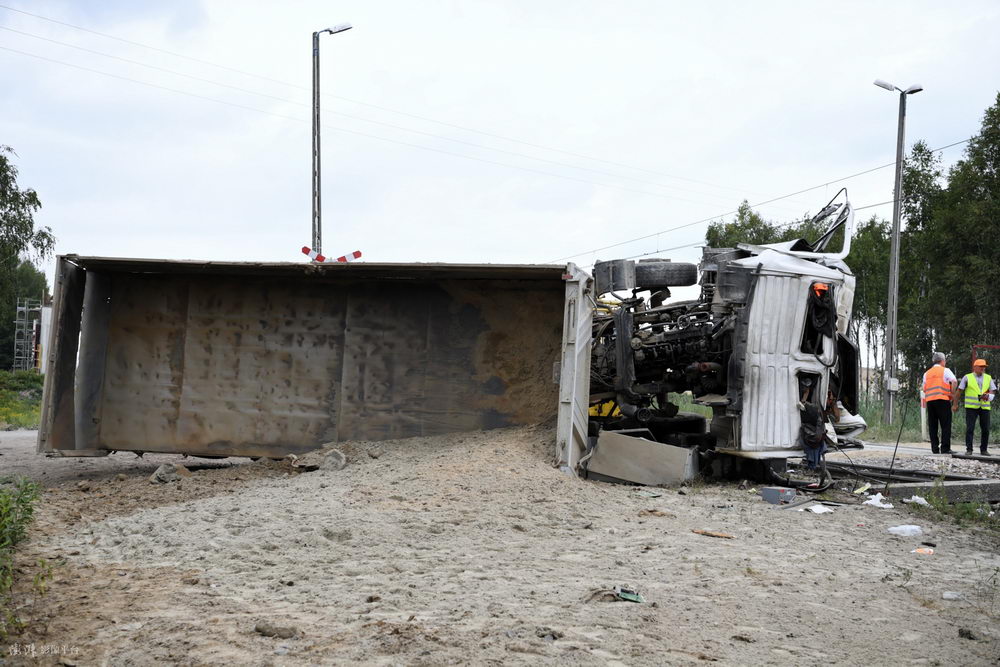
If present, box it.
[3,429,1000,665]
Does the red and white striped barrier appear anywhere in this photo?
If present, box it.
[301,247,363,263]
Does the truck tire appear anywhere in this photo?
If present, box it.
[634,260,698,288]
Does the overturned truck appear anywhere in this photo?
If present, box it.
[38,192,864,484]
[583,190,867,483]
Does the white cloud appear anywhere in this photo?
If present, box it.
[0,0,998,287]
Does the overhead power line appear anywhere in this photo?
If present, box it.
[0,44,771,207]
[574,197,935,270]
[547,138,972,263]
[0,25,775,210]
[0,2,770,198]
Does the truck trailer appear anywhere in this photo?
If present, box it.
[38,192,865,483]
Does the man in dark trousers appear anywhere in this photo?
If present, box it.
[922,352,957,454]
[955,358,995,455]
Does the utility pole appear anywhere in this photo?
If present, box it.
[874,79,923,424]
[312,23,353,256]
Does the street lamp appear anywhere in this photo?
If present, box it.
[312,23,353,256]
[874,78,922,424]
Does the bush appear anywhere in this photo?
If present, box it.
[0,476,41,638]
[0,371,43,430]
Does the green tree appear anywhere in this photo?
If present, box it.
[706,199,846,251]
[896,140,945,387]
[0,146,52,262]
[705,201,781,247]
[0,146,54,370]
[923,94,1000,372]
[846,215,890,394]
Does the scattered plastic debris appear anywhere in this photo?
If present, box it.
[853,483,872,495]
[805,504,834,514]
[760,487,796,504]
[942,591,962,601]
[862,493,894,509]
[613,585,645,603]
[902,495,930,506]
[911,547,934,555]
[634,489,663,498]
[887,525,923,537]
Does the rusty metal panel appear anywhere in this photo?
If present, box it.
[75,271,112,450]
[37,257,85,453]
[40,259,574,458]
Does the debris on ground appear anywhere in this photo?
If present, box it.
[692,529,734,539]
[612,585,645,603]
[254,621,298,639]
[911,547,934,555]
[902,495,930,506]
[534,626,564,641]
[862,492,893,509]
[149,463,190,484]
[320,449,347,471]
[888,524,923,537]
[942,591,962,601]
[760,486,796,504]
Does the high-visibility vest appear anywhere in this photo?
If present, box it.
[963,372,993,410]
[922,365,952,402]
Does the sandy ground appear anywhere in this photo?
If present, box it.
[2,428,1000,666]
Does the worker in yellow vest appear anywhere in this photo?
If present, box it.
[922,352,957,454]
[955,358,994,455]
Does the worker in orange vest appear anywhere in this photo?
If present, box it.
[922,351,957,454]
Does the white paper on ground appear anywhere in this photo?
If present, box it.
[807,504,834,513]
[862,492,894,509]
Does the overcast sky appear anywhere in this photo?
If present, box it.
[2,0,999,289]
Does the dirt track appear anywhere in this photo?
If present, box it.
[3,428,1000,665]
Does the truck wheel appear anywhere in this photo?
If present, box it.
[634,260,698,288]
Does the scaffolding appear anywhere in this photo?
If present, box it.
[13,297,42,372]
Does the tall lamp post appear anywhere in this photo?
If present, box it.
[312,23,353,256]
[874,78,922,424]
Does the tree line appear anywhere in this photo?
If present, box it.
[0,145,52,370]
[705,93,1000,400]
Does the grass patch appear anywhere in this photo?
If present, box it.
[858,397,923,443]
[1,476,41,639]
[906,478,1000,539]
[859,394,1000,443]
[0,371,43,430]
